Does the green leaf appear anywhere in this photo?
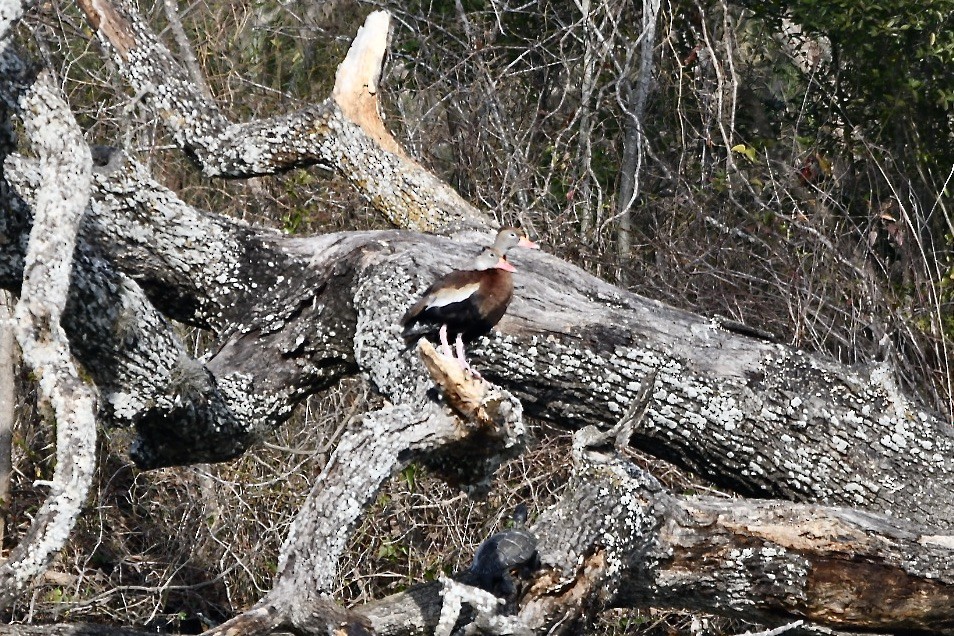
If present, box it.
[731,144,758,163]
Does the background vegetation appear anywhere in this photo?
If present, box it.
[3,0,951,633]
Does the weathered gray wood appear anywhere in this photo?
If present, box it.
[360,582,444,635]
[5,150,260,469]
[469,251,954,530]
[56,0,954,532]
[3,148,953,530]
[360,431,954,635]
[3,69,954,636]
[0,0,21,42]
[0,65,97,608]
[75,0,489,235]
[532,460,954,633]
[49,0,954,530]
[0,0,19,564]
[201,347,525,636]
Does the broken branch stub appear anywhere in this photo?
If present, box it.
[418,339,498,423]
[332,10,404,158]
[75,0,492,233]
[416,339,526,491]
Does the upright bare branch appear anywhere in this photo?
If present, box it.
[0,294,13,546]
[201,347,525,636]
[615,0,661,266]
[0,67,96,607]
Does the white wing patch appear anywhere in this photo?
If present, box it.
[427,283,480,308]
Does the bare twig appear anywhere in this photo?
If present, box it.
[0,292,13,547]
[160,0,212,99]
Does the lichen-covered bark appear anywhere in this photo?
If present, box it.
[463,252,954,530]
[1,158,952,528]
[629,498,954,631]
[5,152,262,468]
[7,162,953,627]
[345,235,954,531]
[532,452,954,633]
[360,420,954,635]
[362,429,954,635]
[75,0,953,528]
[0,0,20,41]
[275,396,523,596]
[0,66,97,608]
[64,0,954,533]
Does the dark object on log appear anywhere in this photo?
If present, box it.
[463,504,540,599]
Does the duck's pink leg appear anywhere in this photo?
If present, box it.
[454,333,468,368]
[439,324,454,358]
[455,334,481,377]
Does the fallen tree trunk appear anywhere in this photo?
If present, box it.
[41,0,953,531]
[1,1,954,632]
[4,147,953,531]
[362,424,954,634]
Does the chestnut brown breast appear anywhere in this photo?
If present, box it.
[401,267,514,344]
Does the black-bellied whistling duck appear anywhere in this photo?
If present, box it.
[494,227,540,252]
[402,247,516,369]
[402,228,539,369]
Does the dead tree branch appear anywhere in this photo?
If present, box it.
[2,33,953,526]
[200,347,524,636]
[0,294,12,547]
[75,0,489,234]
[360,425,954,635]
[0,62,97,607]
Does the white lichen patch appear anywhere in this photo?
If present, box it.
[713,545,809,611]
[107,390,144,420]
[90,158,250,328]
[352,258,433,399]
